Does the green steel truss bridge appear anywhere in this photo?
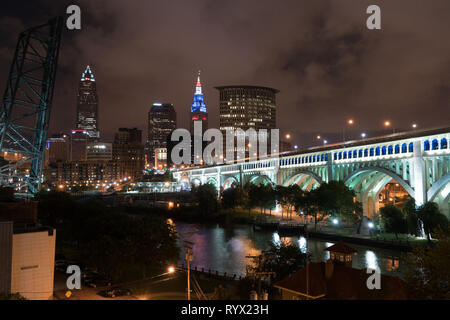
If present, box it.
[174,127,450,218]
[0,18,62,194]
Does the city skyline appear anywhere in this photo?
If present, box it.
[0,1,449,304]
[1,1,449,149]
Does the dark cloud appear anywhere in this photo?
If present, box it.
[0,0,449,148]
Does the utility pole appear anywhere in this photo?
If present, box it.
[183,231,196,301]
[305,252,311,299]
[186,243,193,300]
[306,256,309,298]
[245,255,275,300]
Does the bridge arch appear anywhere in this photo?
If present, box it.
[344,167,414,217]
[206,177,218,188]
[344,167,414,197]
[282,170,323,191]
[248,174,275,186]
[427,173,450,219]
[427,172,450,202]
[222,176,239,190]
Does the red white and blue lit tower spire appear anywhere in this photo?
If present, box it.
[190,70,208,134]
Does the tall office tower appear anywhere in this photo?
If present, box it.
[215,86,278,160]
[147,102,177,167]
[45,134,69,166]
[70,130,88,161]
[86,142,112,161]
[190,71,208,136]
[112,128,145,180]
[76,65,99,140]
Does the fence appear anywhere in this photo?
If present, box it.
[178,264,244,281]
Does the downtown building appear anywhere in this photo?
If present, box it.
[43,161,125,189]
[147,102,177,168]
[44,133,70,166]
[70,129,89,161]
[215,85,278,161]
[0,188,56,300]
[186,71,209,166]
[112,128,145,180]
[75,66,100,141]
[167,72,209,167]
[190,71,208,136]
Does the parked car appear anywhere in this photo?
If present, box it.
[55,260,84,273]
[98,287,132,298]
[84,275,112,288]
[81,270,100,279]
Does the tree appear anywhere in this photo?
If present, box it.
[276,185,301,220]
[247,241,308,282]
[191,183,218,216]
[36,194,180,281]
[221,186,245,213]
[261,184,277,215]
[401,198,421,236]
[417,202,449,242]
[246,184,276,216]
[133,215,179,278]
[380,204,407,238]
[35,190,77,227]
[316,181,361,223]
[295,189,322,230]
[244,183,260,214]
[404,228,450,299]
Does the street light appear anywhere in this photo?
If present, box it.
[343,119,354,143]
[285,133,291,140]
[317,135,327,145]
[384,120,395,134]
[412,123,418,129]
[361,133,367,138]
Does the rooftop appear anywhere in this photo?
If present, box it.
[215,85,279,93]
[324,241,358,254]
[274,262,408,300]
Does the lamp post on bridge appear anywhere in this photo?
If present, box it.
[343,119,354,143]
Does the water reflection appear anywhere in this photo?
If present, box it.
[298,236,307,253]
[175,222,403,278]
[272,233,281,246]
[365,251,379,271]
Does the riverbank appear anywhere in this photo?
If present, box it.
[123,205,426,252]
[304,230,414,251]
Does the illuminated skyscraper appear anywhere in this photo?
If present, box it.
[76,65,99,140]
[216,85,278,132]
[216,85,278,160]
[190,71,208,135]
[147,102,176,167]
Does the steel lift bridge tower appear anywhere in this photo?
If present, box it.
[0,17,63,194]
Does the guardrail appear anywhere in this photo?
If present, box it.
[178,264,244,281]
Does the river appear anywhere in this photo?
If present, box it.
[174,221,404,278]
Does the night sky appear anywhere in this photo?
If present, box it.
[0,0,449,149]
